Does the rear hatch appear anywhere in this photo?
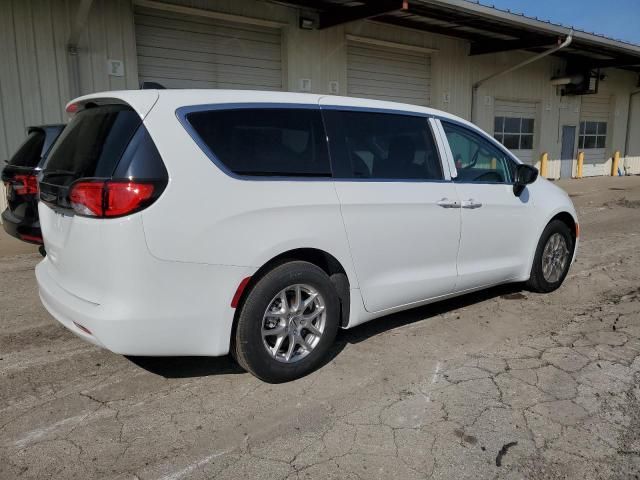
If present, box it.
[2,128,49,234]
[39,99,167,303]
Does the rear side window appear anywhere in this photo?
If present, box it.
[323,110,443,180]
[8,130,45,167]
[185,108,331,177]
[42,105,142,186]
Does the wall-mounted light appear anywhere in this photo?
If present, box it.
[299,16,315,30]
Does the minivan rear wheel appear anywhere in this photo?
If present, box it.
[233,261,340,383]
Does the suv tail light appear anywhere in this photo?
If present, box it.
[13,174,39,195]
[70,180,158,218]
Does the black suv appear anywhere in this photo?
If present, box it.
[2,125,65,248]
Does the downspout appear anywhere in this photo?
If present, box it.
[66,0,95,100]
[471,31,573,124]
[624,89,640,157]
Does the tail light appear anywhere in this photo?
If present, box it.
[13,174,39,195]
[19,233,43,244]
[69,180,159,218]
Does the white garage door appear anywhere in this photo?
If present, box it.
[580,95,611,177]
[494,100,537,165]
[347,41,431,106]
[134,6,283,90]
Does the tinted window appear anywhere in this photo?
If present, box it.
[43,105,142,186]
[186,108,330,177]
[443,122,516,184]
[8,130,45,167]
[323,110,443,180]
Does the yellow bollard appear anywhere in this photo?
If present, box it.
[577,151,584,178]
[611,150,620,176]
[540,152,548,178]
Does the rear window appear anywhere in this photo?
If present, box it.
[185,108,331,177]
[42,105,142,186]
[8,130,45,167]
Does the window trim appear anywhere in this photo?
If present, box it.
[176,103,333,182]
[578,120,607,150]
[493,115,535,151]
[437,119,519,185]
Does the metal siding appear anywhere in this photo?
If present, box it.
[628,93,640,157]
[134,6,283,90]
[347,41,431,106]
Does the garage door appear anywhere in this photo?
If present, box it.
[134,6,283,90]
[580,95,611,177]
[347,41,431,106]
[494,100,537,165]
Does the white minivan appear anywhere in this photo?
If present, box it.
[36,90,578,382]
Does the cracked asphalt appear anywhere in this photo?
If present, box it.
[1,175,640,480]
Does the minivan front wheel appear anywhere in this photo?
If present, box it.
[233,261,340,383]
[527,219,574,293]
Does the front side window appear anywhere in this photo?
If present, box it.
[443,122,516,184]
[185,108,330,177]
[494,116,534,150]
[322,110,443,180]
[579,121,607,149]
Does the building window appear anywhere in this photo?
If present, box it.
[579,121,607,149]
[494,117,534,150]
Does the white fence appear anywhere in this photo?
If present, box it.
[623,156,640,175]
[541,156,640,180]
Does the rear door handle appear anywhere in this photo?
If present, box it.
[437,198,461,209]
[461,199,482,209]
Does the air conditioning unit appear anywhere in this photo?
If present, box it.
[552,69,601,96]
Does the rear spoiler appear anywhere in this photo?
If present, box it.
[65,90,160,120]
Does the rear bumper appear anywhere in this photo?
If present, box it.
[2,209,42,244]
[36,257,254,356]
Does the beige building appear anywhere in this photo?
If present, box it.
[1,0,639,191]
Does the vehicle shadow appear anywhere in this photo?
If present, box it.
[127,354,245,377]
[128,282,527,379]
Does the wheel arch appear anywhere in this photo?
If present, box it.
[550,211,578,245]
[524,209,579,281]
[232,248,352,331]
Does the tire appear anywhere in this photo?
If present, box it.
[38,245,46,257]
[527,220,574,293]
[233,261,340,383]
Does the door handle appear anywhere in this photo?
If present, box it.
[461,199,483,209]
[436,198,461,209]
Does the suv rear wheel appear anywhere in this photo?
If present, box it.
[233,261,340,383]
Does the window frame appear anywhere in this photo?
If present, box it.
[493,115,535,151]
[578,121,607,150]
[437,119,519,185]
[177,103,333,181]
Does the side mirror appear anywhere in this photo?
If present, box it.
[513,164,539,197]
